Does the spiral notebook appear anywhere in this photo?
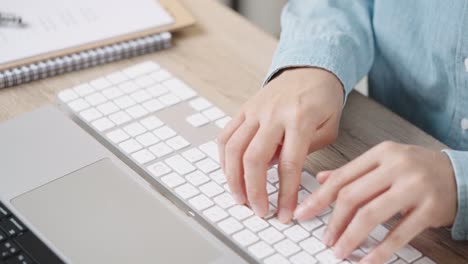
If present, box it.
[0,0,195,89]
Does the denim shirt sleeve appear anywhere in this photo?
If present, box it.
[265,0,375,99]
[442,150,468,240]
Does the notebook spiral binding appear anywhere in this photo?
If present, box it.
[0,32,172,89]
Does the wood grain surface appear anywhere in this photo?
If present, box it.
[0,0,466,262]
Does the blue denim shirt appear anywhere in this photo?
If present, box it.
[266,0,468,240]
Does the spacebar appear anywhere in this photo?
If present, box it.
[14,231,64,264]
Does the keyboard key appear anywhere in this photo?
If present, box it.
[118,81,139,94]
[268,217,292,231]
[0,219,20,237]
[248,241,274,259]
[8,253,34,264]
[166,136,190,151]
[186,113,210,127]
[195,158,219,174]
[200,182,224,198]
[320,213,331,224]
[119,139,143,154]
[68,98,90,112]
[149,142,173,158]
[188,194,214,211]
[106,129,130,143]
[264,254,290,264]
[102,87,124,100]
[297,189,310,204]
[175,183,200,199]
[165,155,196,175]
[360,237,378,253]
[150,69,172,82]
[97,101,119,115]
[347,249,366,263]
[233,229,259,247]
[1,241,19,258]
[153,126,176,140]
[130,89,152,103]
[109,111,131,125]
[80,108,103,122]
[298,218,323,233]
[146,84,168,97]
[243,216,269,232]
[140,116,163,130]
[90,77,112,90]
[218,217,243,235]
[161,173,186,188]
[123,122,147,137]
[73,83,94,96]
[123,61,159,78]
[182,148,206,163]
[259,227,285,244]
[213,192,236,209]
[290,251,317,264]
[283,225,309,242]
[396,244,422,262]
[114,95,136,109]
[315,249,341,264]
[134,75,156,88]
[163,79,197,100]
[189,97,212,111]
[131,149,155,164]
[215,116,232,129]
[185,171,210,186]
[91,117,115,132]
[58,89,78,102]
[203,206,228,223]
[369,225,389,242]
[202,107,225,121]
[228,205,254,221]
[136,132,160,147]
[85,92,107,106]
[267,168,279,184]
[142,98,165,112]
[0,230,5,242]
[209,170,227,184]
[147,162,171,178]
[106,71,129,84]
[274,239,301,257]
[299,237,326,255]
[312,226,326,241]
[159,93,181,106]
[125,105,148,119]
[267,182,277,194]
[199,141,219,162]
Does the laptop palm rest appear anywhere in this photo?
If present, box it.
[11,158,222,264]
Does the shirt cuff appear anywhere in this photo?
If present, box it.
[442,149,468,240]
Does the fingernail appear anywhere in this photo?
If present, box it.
[278,209,292,223]
[333,244,345,259]
[251,204,265,217]
[293,205,307,220]
[233,193,245,204]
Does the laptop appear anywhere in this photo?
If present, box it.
[0,61,432,264]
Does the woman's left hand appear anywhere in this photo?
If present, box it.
[294,141,458,263]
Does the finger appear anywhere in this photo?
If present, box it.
[224,120,259,204]
[294,147,381,220]
[325,167,393,246]
[316,170,333,184]
[277,129,310,223]
[361,208,427,263]
[217,113,246,171]
[243,124,284,216]
[333,187,412,259]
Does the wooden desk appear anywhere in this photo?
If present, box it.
[0,0,466,262]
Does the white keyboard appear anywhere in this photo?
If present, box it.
[57,61,435,264]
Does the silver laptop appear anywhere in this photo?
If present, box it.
[0,61,433,264]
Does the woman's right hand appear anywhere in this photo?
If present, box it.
[217,67,345,223]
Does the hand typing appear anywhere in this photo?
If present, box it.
[217,67,344,222]
[294,141,457,263]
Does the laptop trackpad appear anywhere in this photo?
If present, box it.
[11,159,223,264]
